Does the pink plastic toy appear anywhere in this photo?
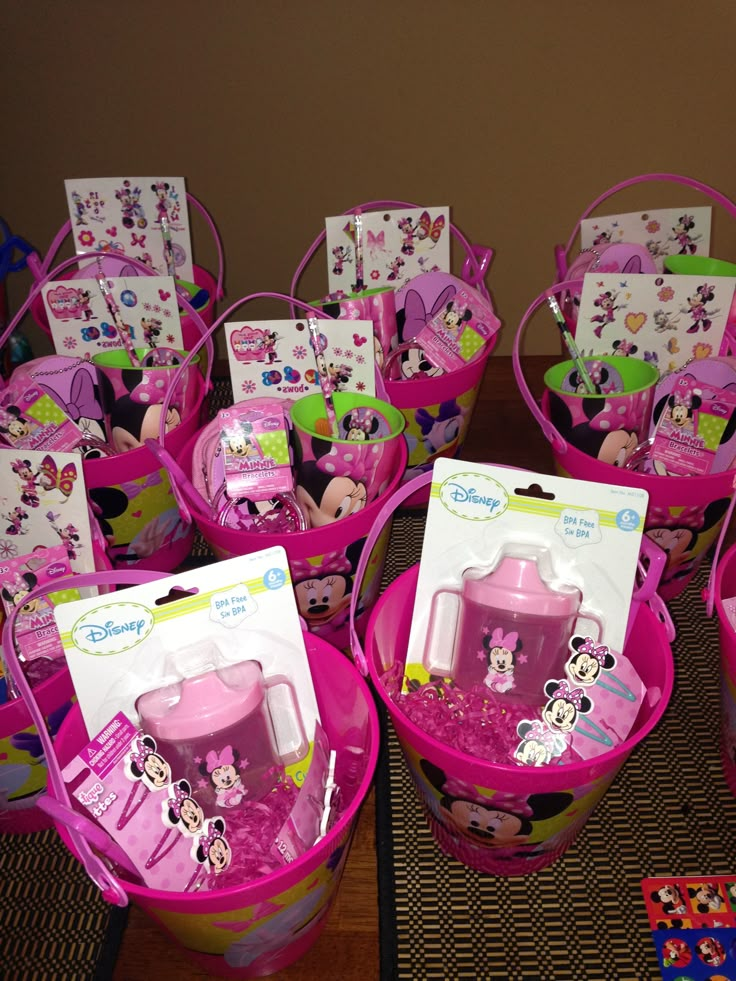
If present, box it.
[1,568,379,977]
[425,550,602,702]
[349,470,674,876]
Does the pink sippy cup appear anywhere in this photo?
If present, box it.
[136,660,307,810]
[424,549,603,704]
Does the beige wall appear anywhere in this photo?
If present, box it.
[3,1,736,359]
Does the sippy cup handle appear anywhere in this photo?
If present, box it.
[424,587,462,676]
[267,677,309,766]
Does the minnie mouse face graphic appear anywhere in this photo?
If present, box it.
[420,760,572,850]
[164,779,205,835]
[110,367,182,454]
[483,628,521,694]
[440,302,472,335]
[294,437,368,528]
[194,817,232,874]
[566,637,616,686]
[548,392,638,467]
[0,406,31,442]
[293,539,365,629]
[127,735,171,790]
[200,746,244,808]
[645,498,731,584]
[541,679,593,733]
[1,571,42,616]
[342,412,379,442]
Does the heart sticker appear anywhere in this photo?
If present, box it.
[106,227,117,237]
[624,312,647,334]
[131,510,143,519]
[159,290,171,301]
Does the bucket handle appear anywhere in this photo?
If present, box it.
[511,278,586,455]
[289,199,494,310]
[1,569,170,907]
[555,172,736,281]
[347,467,673,674]
[0,249,216,388]
[152,291,344,524]
[28,191,225,303]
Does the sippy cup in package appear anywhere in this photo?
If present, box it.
[403,460,650,764]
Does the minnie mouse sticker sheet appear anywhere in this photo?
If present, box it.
[225,319,376,401]
[64,177,194,283]
[325,207,450,293]
[42,276,184,361]
[580,207,712,271]
[574,273,736,375]
[0,448,96,579]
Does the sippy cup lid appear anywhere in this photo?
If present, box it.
[136,660,266,740]
[462,554,580,617]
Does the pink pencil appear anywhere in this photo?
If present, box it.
[96,262,141,367]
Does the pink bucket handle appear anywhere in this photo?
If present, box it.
[348,466,674,673]
[1,568,170,907]
[511,278,585,455]
[0,250,216,388]
[31,191,225,302]
[289,199,494,308]
[703,474,736,617]
[555,172,736,280]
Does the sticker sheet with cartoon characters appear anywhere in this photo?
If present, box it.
[574,273,735,375]
[325,207,451,294]
[642,875,736,978]
[0,449,95,576]
[42,276,184,360]
[580,207,712,272]
[64,177,193,282]
[225,319,376,402]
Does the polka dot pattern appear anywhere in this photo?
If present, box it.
[698,412,727,450]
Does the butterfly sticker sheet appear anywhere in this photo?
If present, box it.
[64,177,194,282]
[42,276,184,360]
[580,207,712,272]
[0,449,96,579]
[225,319,376,403]
[325,206,451,293]
[574,272,736,375]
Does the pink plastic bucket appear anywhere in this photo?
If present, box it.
[364,563,673,876]
[384,347,493,506]
[83,385,204,572]
[0,666,75,834]
[713,542,736,797]
[514,280,735,601]
[290,199,497,508]
[176,430,408,651]
[49,631,378,978]
[0,549,113,834]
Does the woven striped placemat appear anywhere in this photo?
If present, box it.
[375,519,736,981]
[0,827,128,980]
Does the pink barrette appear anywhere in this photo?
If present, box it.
[129,736,157,772]
[552,680,584,709]
[521,720,562,754]
[489,627,519,650]
[167,782,190,819]
[578,637,610,665]
[206,746,234,773]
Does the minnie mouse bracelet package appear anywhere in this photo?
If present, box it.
[53,547,335,892]
[398,459,652,767]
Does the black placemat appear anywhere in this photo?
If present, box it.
[0,827,128,980]
[374,527,736,981]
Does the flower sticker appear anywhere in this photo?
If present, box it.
[645,220,661,234]
[241,380,256,395]
[78,230,95,248]
[63,336,77,350]
[293,345,307,360]
[0,539,18,559]
[370,270,380,280]
[657,286,675,302]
